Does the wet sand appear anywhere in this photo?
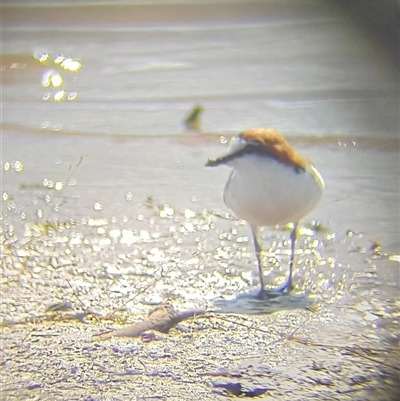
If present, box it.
[1,129,399,400]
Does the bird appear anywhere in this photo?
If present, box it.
[183,104,204,132]
[205,128,325,298]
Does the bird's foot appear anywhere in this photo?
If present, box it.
[256,287,284,300]
[257,278,294,298]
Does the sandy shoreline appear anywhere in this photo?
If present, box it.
[1,129,399,398]
[1,297,399,400]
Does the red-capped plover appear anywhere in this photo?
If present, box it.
[206,128,325,297]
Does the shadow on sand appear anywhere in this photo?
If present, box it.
[212,290,311,315]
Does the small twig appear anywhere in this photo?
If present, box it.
[207,314,274,336]
[20,328,34,345]
[287,317,309,339]
[138,359,148,374]
[105,269,165,319]
[105,254,200,320]
[65,278,87,310]
[211,314,397,369]
[64,279,103,323]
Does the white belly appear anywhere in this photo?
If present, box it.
[223,154,324,227]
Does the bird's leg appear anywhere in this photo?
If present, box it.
[274,222,298,293]
[250,226,266,298]
[287,222,298,292]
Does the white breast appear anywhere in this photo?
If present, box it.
[223,153,324,227]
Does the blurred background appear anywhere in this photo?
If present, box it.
[2,0,398,137]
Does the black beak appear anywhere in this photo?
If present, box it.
[205,153,236,167]
[205,158,222,167]
[205,145,254,168]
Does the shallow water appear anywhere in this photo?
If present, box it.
[2,131,399,295]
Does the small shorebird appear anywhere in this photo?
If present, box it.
[206,128,324,297]
[183,104,204,132]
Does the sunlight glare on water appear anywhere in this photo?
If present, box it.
[31,52,82,115]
